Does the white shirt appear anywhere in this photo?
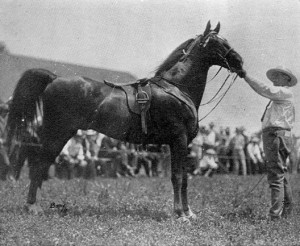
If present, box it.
[61,138,85,160]
[206,130,217,146]
[199,154,218,169]
[245,75,295,130]
[247,143,263,163]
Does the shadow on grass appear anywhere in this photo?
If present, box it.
[44,204,170,222]
[220,205,266,224]
[0,205,27,215]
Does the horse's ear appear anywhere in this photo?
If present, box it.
[203,20,211,37]
[214,22,221,34]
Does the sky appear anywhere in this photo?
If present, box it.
[0,0,299,135]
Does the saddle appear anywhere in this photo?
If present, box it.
[104,78,151,134]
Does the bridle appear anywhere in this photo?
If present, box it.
[160,32,236,88]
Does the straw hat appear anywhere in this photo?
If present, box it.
[266,66,297,87]
[205,149,216,155]
[86,129,96,136]
[251,136,260,143]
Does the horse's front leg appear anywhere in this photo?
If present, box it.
[170,136,190,222]
[182,161,197,220]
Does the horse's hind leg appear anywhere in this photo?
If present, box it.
[10,145,27,180]
[25,150,51,214]
[26,132,73,214]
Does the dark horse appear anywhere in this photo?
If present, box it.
[7,21,243,220]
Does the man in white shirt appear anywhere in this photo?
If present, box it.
[238,66,297,220]
[246,136,264,174]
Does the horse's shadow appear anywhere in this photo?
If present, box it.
[44,204,170,222]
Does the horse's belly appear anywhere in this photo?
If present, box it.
[91,96,139,140]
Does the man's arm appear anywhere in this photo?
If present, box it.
[243,74,293,100]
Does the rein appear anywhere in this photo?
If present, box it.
[159,76,203,88]
[200,73,231,106]
[198,74,238,122]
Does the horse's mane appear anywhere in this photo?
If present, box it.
[155,39,194,76]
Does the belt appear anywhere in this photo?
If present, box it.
[263,127,291,137]
[263,126,291,132]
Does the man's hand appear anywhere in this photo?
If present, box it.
[237,69,247,79]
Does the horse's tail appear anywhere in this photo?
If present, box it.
[6,69,57,145]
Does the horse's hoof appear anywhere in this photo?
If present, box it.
[8,175,17,183]
[25,204,43,215]
[185,210,197,220]
[176,216,191,224]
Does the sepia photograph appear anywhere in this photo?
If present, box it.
[0,0,300,245]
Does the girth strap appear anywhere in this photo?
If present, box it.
[136,84,150,134]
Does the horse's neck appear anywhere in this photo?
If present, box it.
[162,59,209,109]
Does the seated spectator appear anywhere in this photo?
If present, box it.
[57,130,87,178]
[193,149,218,177]
[82,130,99,179]
[146,144,162,177]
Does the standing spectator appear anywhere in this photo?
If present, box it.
[204,122,219,150]
[146,144,162,177]
[216,137,229,173]
[160,144,171,177]
[223,127,235,172]
[134,145,151,177]
[229,127,247,175]
[238,66,297,219]
[116,141,135,177]
[126,143,138,171]
[247,136,264,174]
[0,102,11,180]
[192,128,206,160]
[224,127,232,146]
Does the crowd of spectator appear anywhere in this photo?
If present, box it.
[54,122,270,180]
[188,122,300,178]
[54,130,171,180]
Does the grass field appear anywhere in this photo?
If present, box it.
[1,168,300,246]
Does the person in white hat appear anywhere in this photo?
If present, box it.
[238,66,297,220]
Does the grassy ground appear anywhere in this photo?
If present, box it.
[1,169,300,246]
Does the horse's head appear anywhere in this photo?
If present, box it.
[198,21,244,73]
[155,21,244,84]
